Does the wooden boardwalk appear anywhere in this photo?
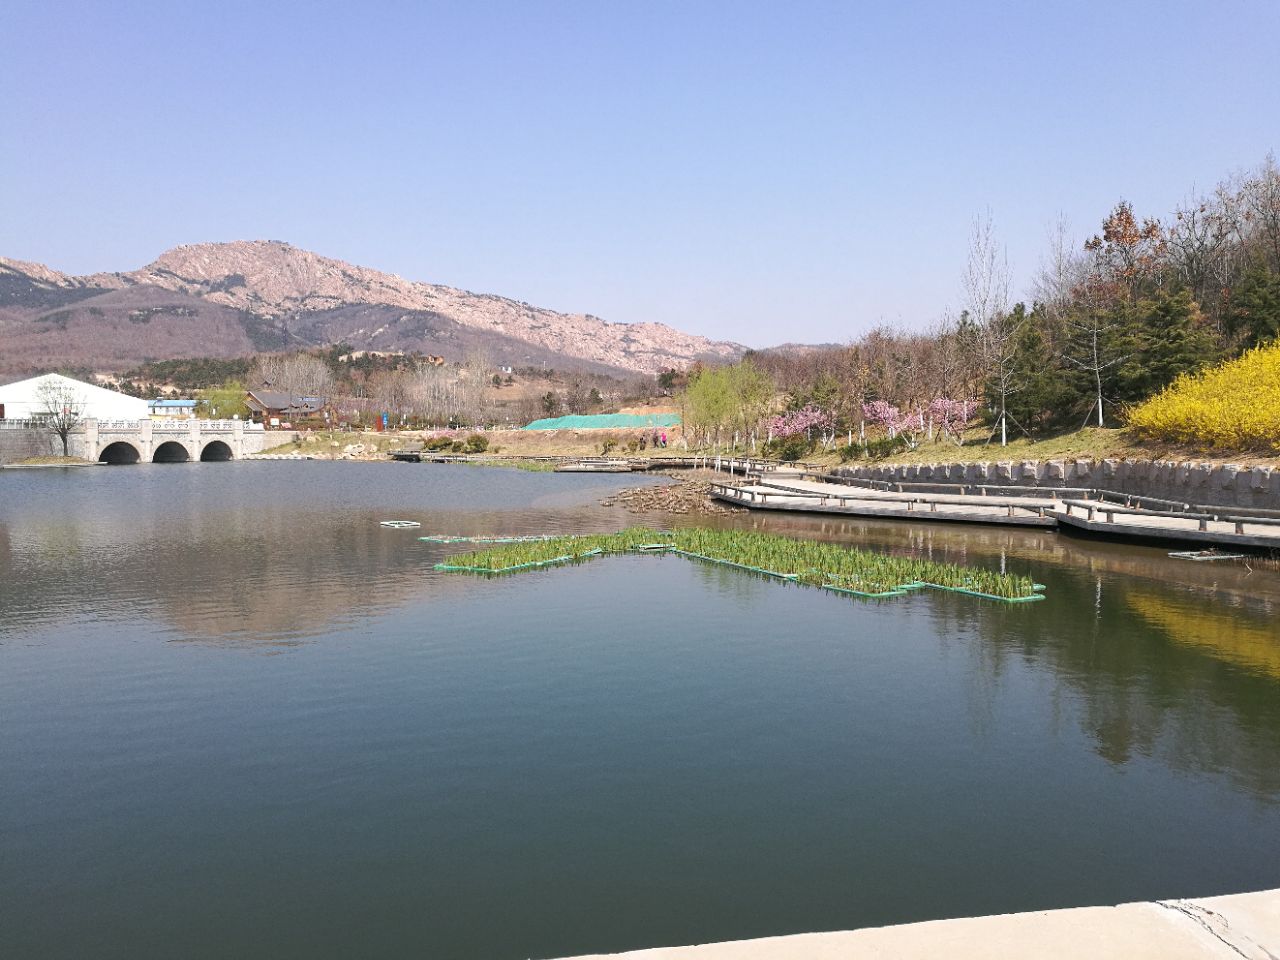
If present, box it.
[711,478,1058,526]
[711,475,1280,549]
[1053,498,1280,549]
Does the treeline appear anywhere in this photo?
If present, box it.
[680,154,1280,454]
[124,344,660,429]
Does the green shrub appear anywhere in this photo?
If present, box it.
[423,435,453,451]
[865,435,911,460]
[766,435,813,462]
[464,433,489,454]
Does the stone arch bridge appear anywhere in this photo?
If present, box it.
[82,419,290,464]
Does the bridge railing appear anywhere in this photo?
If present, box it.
[151,419,263,431]
[89,419,264,432]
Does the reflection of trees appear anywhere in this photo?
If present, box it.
[1003,574,1280,798]
[698,511,1280,798]
[1129,591,1280,681]
[6,496,1280,798]
[701,510,1280,615]
[0,506,613,644]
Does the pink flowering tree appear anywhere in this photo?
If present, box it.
[927,398,978,445]
[768,404,836,447]
[861,401,930,449]
[861,400,900,437]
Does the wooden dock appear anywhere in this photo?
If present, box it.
[711,475,1280,550]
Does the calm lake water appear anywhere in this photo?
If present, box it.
[2,462,1279,959]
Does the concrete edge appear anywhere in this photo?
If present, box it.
[549,888,1280,960]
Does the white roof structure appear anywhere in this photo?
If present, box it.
[0,373,149,422]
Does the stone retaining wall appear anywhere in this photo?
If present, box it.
[0,429,60,465]
[831,459,1280,510]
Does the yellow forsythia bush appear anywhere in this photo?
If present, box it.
[1128,343,1280,451]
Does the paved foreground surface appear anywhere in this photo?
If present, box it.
[556,888,1280,959]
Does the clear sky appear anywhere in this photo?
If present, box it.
[2,0,1277,347]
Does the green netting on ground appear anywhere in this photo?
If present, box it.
[521,413,682,430]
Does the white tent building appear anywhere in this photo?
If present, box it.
[0,373,149,422]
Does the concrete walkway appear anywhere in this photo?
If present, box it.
[555,888,1280,960]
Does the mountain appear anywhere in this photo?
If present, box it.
[0,242,744,378]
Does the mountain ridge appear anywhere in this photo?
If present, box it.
[0,241,745,377]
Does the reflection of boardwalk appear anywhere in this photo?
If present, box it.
[712,476,1280,548]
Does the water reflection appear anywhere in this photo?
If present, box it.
[2,463,1280,960]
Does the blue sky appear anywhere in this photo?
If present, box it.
[2,0,1277,346]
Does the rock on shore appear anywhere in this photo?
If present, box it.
[601,471,744,516]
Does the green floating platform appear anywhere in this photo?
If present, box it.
[429,528,1045,605]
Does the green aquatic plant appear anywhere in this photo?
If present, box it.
[432,528,1044,603]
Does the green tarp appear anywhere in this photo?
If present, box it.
[521,413,682,430]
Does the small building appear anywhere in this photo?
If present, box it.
[244,390,328,427]
[147,398,199,419]
[0,373,149,422]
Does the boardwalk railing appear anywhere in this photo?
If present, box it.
[1061,498,1280,535]
[808,470,1276,516]
[711,481,1056,520]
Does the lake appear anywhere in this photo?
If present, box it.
[2,462,1279,959]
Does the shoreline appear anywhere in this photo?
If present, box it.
[553,887,1280,959]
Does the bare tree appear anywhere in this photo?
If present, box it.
[35,378,86,457]
[1062,285,1129,428]
[963,214,1022,445]
[252,353,335,399]
[1034,214,1085,320]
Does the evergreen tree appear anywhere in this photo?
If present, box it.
[1004,306,1071,433]
[1227,259,1280,347]
[1115,289,1218,402]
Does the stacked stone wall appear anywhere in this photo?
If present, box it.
[0,430,60,464]
[830,459,1280,510]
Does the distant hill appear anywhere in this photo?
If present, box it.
[0,241,745,377]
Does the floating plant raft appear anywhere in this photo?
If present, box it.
[432,527,1045,603]
[380,520,422,529]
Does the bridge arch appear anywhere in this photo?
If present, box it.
[153,441,191,463]
[99,441,141,465]
[200,440,234,462]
